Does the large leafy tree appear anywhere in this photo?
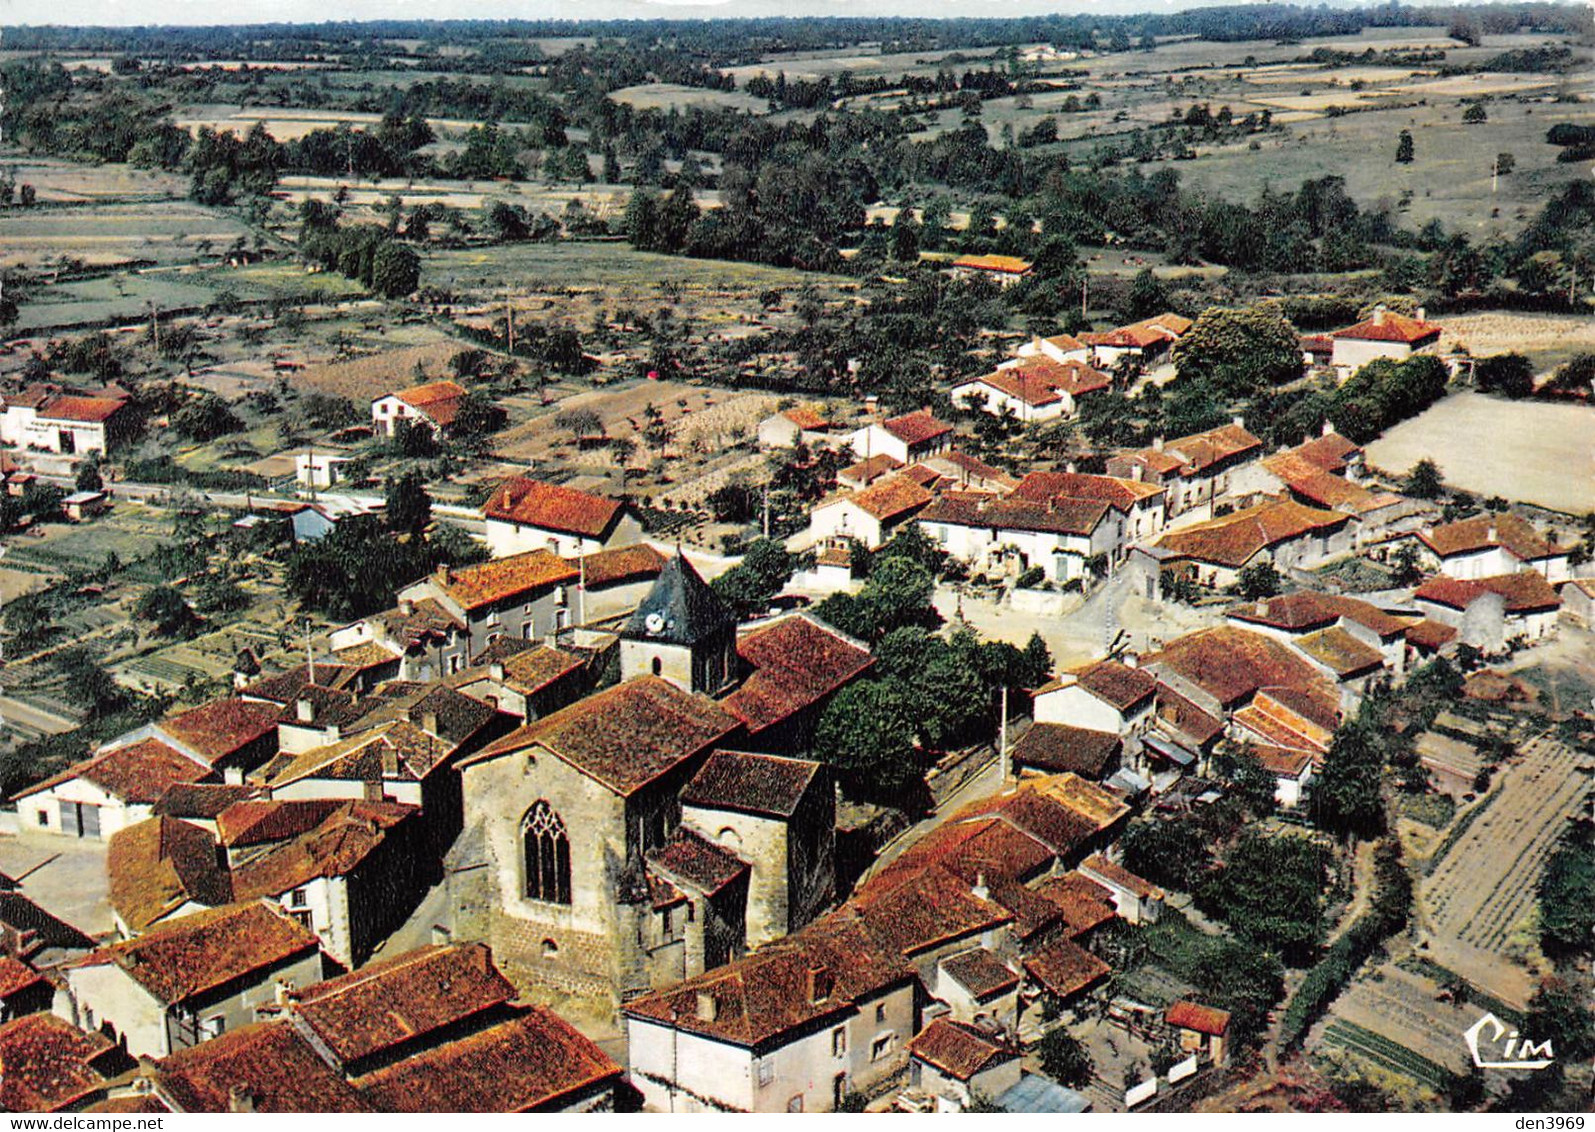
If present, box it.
[711,538,796,619]
[1311,716,1387,839]
[1171,305,1303,398]
[1037,1028,1092,1088]
[812,680,921,802]
[1197,829,1326,963]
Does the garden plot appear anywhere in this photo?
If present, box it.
[1319,965,1475,1084]
[0,201,255,272]
[0,159,187,204]
[1418,734,1591,1007]
[1414,731,1485,800]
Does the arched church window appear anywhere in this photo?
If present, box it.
[522,801,571,904]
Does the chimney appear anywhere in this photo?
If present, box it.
[381,746,400,778]
[1486,523,1498,544]
[1257,600,1271,619]
[1066,461,1078,474]
[1415,307,1426,322]
[1130,464,1144,482]
[435,564,451,586]
[806,965,834,1005]
[1321,420,1336,437]
[229,1087,258,1114]
[296,698,315,724]
[1122,651,1140,669]
[398,598,414,616]
[1232,416,1246,430]
[490,662,506,681]
[1152,436,1165,452]
[274,977,299,1008]
[695,992,718,1022]
[1373,306,1387,326]
[972,871,990,902]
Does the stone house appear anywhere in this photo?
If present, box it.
[906,1019,1023,1111]
[1414,572,1562,650]
[63,902,324,1059]
[573,543,667,622]
[447,640,589,723]
[1009,470,1168,548]
[482,476,642,559]
[1106,421,1263,523]
[1153,497,1355,589]
[930,948,1022,1032]
[1405,513,1570,583]
[848,409,954,466]
[917,492,1119,584]
[106,817,233,937]
[395,551,581,668]
[1078,855,1163,925]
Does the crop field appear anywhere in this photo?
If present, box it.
[1366,393,1595,516]
[1438,312,1595,366]
[271,174,631,216]
[0,157,187,204]
[1418,734,1591,1008]
[428,241,849,296]
[290,338,475,403]
[1318,965,1477,1086]
[0,201,255,272]
[1318,1019,1456,1091]
[610,84,771,115]
[173,106,517,142]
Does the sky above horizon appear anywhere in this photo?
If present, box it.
[2,0,1357,29]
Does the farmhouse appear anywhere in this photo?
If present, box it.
[1328,307,1443,372]
[950,358,1110,423]
[1015,331,1091,367]
[482,476,641,558]
[395,551,580,663]
[808,473,934,549]
[849,409,954,465]
[14,738,213,841]
[916,492,1116,584]
[1154,498,1355,588]
[1413,572,1561,650]
[1106,421,1264,522]
[1404,513,1570,583]
[1010,470,1168,546]
[758,404,839,450]
[1078,313,1192,368]
[1032,660,1156,737]
[1227,590,1412,677]
[370,379,466,439]
[947,254,1033,286]
[0,386,135,456]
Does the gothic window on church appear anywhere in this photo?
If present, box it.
[522,801,572,905]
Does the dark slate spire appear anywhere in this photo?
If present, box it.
[624,549,737,646]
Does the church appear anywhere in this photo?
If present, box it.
[451,552,858,1012]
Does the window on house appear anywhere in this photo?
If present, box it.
[787,1095,804,1113]
[875,1004,886,1024]
[291,910,313,930]
[757,1061,774,1087]
[290,889,307,908]
[661,906,674,935]
[203,1016,226,1040]
[522,801,572,904]
[35,810,47,827]
[870,1035,893,1062]
[84,1007,95,1029]
[831,1028,846,1057]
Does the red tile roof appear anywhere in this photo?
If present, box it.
[1081,853,1162,900]
[75,902,319,1006]
[429,550,578,611]
[881,408,954,447]
[1143,625,1328,708]
[682,749,823,818]
[838,453,903,486]
[160,698,284,763]
[720,614,875,737]
[1023,939,1110,1001]
[647,828,750,896]
[1034,874,1117,938]
[959,358,1110,408]
[1404,619,1457,650]
[357,1008,620,1112]
[38,394,128,424]
[1012,470,1164,511]
[1331,311,1442,345]
[287,943,516,1067]
[939,948,1020,1000]
[781,405,832,430]
[1155,499,1350,569]
[1416,572,1561,615]
[1123,423,1263,478]
[1011,723,1121,778]
[851,866,1011,958]
[0,955,47,1000]
[909,1019,1016,1081]
[1418,513,1565,563]
[836,473,935,523]
[231,802,417,901]
[155,1023,369,1112]
[578,543,667,588]
[951,254,1033,275]
[0,1013,115,1112]
[389,380,466,428]
[919,492,1110,537]
[1294,626,1386,678]
[153,783,259,820]
[217,799,345,848]
[463,677,741,796]
[1228,591,1407,638]
[1252,745,1314,777]
[1152,684,1225,748]
[484,477,626,539]
[14,737,211,802]
[1167,999,1231,1035]
[108,817,232,933]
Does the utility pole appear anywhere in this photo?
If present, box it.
[761,485,770,539]
[304,620,316,687]
[506,300,515,354]
[997,684,1010,788]
[1081,276,1088,319]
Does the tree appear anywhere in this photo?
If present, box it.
[1395,129,1415,164]
[1474,353,1534,399]
[172,394,243,442]
[1312,717,1386,840]
[711,538,796,619]
[1494,152,1515,176]
[1036,1028,1092,1088]
[1524,978,1594,1062]
[370,242,420,298]
[1235,561,1282,600]
[814,556,939,643]
[554,408,604,446]
[75,458,104,493]
[1197,829,1326,962]
[1462,103,1488,125]
[385,472,433,538]
[1226,746,1280,816]
[1537,821,1595,957]
[450,392,504,442]
[812,680,921,801]
[1170,305,1302,397]
[1120,817,1212,891]
[134,585,201,638]
[53,648,129,720]
[1402,458,1444,499]
[1126,268,1171,321]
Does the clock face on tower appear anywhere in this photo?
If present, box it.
[644,612,666,636]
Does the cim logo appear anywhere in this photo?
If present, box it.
[1463,1012,1555,1071]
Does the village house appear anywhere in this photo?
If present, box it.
[482,476,642,559]
[757,404,840,450]
[0,883,96,970]
[1166,1000,1232,1068]
[1402,513,1570,583]
[950,357,1111,423]
[147,698,287,785]
[917,492,1117,584]
[718,613,876,755]
[930,948,1022,1032]
[63,901,325,1059]
[622,914,918,1113]
[1032,660,1157,738]
[454,676,744,1005]
[1561,578,1595,628]
[0,953,54,1022]
[1078,855,1163,925]
[106,817,233,937]
[1153,497,1356,589]
[1010,724,1122,781]
[1255,426,1428,542]
[836,452,903,491]
[0,1012,128,1111]
[1015,331,1091,367]
[1010,470,1168,547]
[1078,313,1192,369]
[324,599,468,684]
[1252,746,1316,808]
[14,737,214,841]
[808,473,934,550]
[1226,590,1412,678]
[120,1021,368,1113]
[370,379,466,439]
[1413,573,1562,651]
[1106,421,1264,523]
[948,254,1033,287]
[1328,307,1443,373]
[906,1019,1022,1112]
[396,551,581,664]
[849,409,955,466]
[447,639,589,723]
[293,449,353,491]
[679,750,836,949]
[574,543,668,622]
[923,450,1020,494]
[0,386,135,456]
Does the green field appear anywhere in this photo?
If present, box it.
[427,240,851,293]
[1320,1020,1454,1090]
